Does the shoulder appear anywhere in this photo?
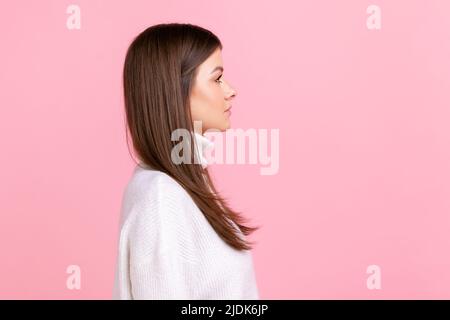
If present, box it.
[121,166,194,228]
[121,166,201,258]
[126,166,190,205]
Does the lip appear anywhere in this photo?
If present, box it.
[224,106,232,112]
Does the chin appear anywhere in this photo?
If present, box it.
[207,120,230,132]
[223,121,231,131]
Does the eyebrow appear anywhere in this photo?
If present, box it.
[210,66,224,74]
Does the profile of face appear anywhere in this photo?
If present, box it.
[189,47,237,134]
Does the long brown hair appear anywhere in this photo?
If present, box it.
[122,23,259,251]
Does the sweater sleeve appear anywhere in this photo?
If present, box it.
[126,175,200,299]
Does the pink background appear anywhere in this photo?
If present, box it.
[1,0,450,299]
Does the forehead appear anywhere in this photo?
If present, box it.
[197,48,223,76]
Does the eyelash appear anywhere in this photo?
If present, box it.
[215,74,223,83]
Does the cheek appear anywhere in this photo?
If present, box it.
[210,87,225,108]
[201,82,223,100]
[190,84,224,119]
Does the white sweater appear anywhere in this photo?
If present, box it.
[112,132,259,299]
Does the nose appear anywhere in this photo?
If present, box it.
[228,89,236,100]
[225,82,237,100]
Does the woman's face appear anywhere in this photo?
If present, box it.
[189,47,237,134]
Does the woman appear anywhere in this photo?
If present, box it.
[112,23,261,299]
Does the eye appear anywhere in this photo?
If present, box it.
[215,74,223,83]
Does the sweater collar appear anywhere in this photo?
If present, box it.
[192,131,215,168]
